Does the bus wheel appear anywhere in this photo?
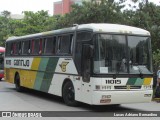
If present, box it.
[62,81,78,106]
[15,74,22,92]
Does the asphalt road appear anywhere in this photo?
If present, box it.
[0,80,160,119]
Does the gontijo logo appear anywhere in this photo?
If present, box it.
[59,61,69,72]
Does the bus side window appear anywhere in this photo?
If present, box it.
[22,40,31,55]
[31,39,40,55]
[10,43,14,55]
[14,42,20,55]
[75,31,92,74]
[6,42,12,56]
[40,38,46,54]
[57,34,73,55]
[18,42,22,55]
[39,39,43,54]
[44,37,56,55]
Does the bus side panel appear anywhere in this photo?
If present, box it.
[20,70,37,89]
[5,68,19,84]
[48,58,79,97]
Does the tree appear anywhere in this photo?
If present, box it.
[54,0,125,29]
[0,10,11,18]
[0,11,11,46]
[16,10,56,35]
[0,10,56,46]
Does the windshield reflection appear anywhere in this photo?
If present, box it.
[128,36,152,74]
[93,34,152,74]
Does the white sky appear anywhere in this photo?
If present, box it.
[0,0,159,15]
[0,0,60,15]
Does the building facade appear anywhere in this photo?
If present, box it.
[53,0,100,15]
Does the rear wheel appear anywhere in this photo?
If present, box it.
[62,81,78,106]
[15,74,23,92]
[0,78,2,81]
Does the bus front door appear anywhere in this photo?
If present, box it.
[81,44,92,104]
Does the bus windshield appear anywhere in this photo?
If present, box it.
[93,34,152,75]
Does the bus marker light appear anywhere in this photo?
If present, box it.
[76,77,80,80]
[100,99,111,103]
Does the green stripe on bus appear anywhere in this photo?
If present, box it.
[40,57,59,92]
[126,78,137,85]
[134,78,144,86]
[40,72,54,92]
[33,58,49,90]
[34,72,45,90]
[38,58,49,71]
[46,57,59,72]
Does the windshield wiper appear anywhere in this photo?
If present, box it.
[113,62,121,79]
[137,66,144,79]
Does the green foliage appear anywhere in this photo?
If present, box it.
[16,10,56,35]
[153,49,160,71]
[55,0,125,29]
[0,10,56,46]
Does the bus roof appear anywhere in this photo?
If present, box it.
[79,23,150,35]
[0,47,5,52]
[6,23,150,42]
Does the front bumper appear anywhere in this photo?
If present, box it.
[91,90,153,105]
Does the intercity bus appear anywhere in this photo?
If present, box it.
[5,23,153,106]
[0,47,5,81]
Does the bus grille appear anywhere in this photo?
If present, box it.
[114,85,141,90]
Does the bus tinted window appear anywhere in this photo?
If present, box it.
[77,32,92,41]
[45,37,56,55]
[58,34,73,54]
[6,43,12,56]
[31,39,40,55]
[14,42,21,55]
[22,40,30,55]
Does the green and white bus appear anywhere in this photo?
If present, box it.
[5,23,153,106]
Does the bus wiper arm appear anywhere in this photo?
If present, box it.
[137,66,143,78]
[113,62,121,79]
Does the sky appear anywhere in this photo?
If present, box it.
[0,0,60,15]
[0,0,159,15]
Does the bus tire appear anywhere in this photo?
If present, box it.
[0,78,2,81]
[15,74,23,92]
[62,81,78,106]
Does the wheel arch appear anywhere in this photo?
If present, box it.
[14,72,19,84]
[61,78,73,96]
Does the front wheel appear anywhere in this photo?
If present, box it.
[62,81,78,106]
